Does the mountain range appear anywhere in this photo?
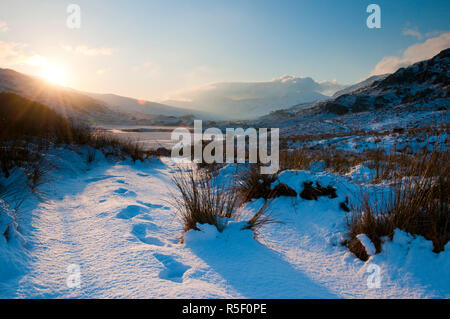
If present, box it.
[1,48,448,128]
[164,76,346,119]
[253,48,449,136]
[0,68,201,125]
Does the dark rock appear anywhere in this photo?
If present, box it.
[347,238,369,261]
[339,196,351,212]
[300,181,337,200]
[269,183,297,198]
[154,147,171,157]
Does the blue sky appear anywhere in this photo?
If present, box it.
[0,0,449,100]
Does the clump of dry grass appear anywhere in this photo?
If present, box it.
[196,161,225,176]
[279,121,448,182]
[242,200,280,237]
[346,146,450,259]
[170,168,240,233]
[170,167,279,237]
[279,146,365,175]
[235,164,278,203]
[279,148,313,171]
[25,156,54,192]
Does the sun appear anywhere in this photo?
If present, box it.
[42,64,67,86]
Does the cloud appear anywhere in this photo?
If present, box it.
[318,79,345,96]
[0,41,51,69]
[402,28,423,40]
[0,40,29,66]
[0,20,8,32]
[370,32,450,76]
[171,75,344,102]
[62,45,113,56]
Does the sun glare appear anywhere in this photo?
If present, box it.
[42,64,67,86]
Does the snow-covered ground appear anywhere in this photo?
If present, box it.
[1,150,448,298]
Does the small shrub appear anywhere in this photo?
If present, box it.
[236,164,277,202]
[170,168,239,233]
[26,157,54,192]
[86,148,96,164]
[243,200,280,237]
[346,147,449,259]
[279,148,313,171]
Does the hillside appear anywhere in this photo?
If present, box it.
[84,92,214,120]
[254,49,450,136]
[0,68,209,125]
[319,48,449,115]
[0,68,112,122]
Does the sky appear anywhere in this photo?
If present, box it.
[0,0,449,101]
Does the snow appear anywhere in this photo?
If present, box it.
[370,230,450,298]
[0,200,28,284]
[0,150,449,298]
[356,234,377,256]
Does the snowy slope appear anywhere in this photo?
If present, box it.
[319,48,449,115]
[1,152,448,298]
[332,74,388,98]
[253,49,449,136]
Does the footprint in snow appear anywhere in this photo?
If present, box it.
[131,224,164,246]
[85,175,116,183]
[113,188,137,197]
[137,173,149,177]
[116,205,148,219]
[96,211,109,218]
[153,254,190,283]
[116,179,127,184]
[137,201,170,210]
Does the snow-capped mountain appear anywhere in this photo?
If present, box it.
[164,76,346,120]
[253,48,449,136]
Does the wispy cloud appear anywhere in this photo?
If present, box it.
[0,40,29,66]
[370,32,450,76]
[402,27,423,40]
[62,45,114,56]
[0,20,8,32]
[0,40,51,73]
